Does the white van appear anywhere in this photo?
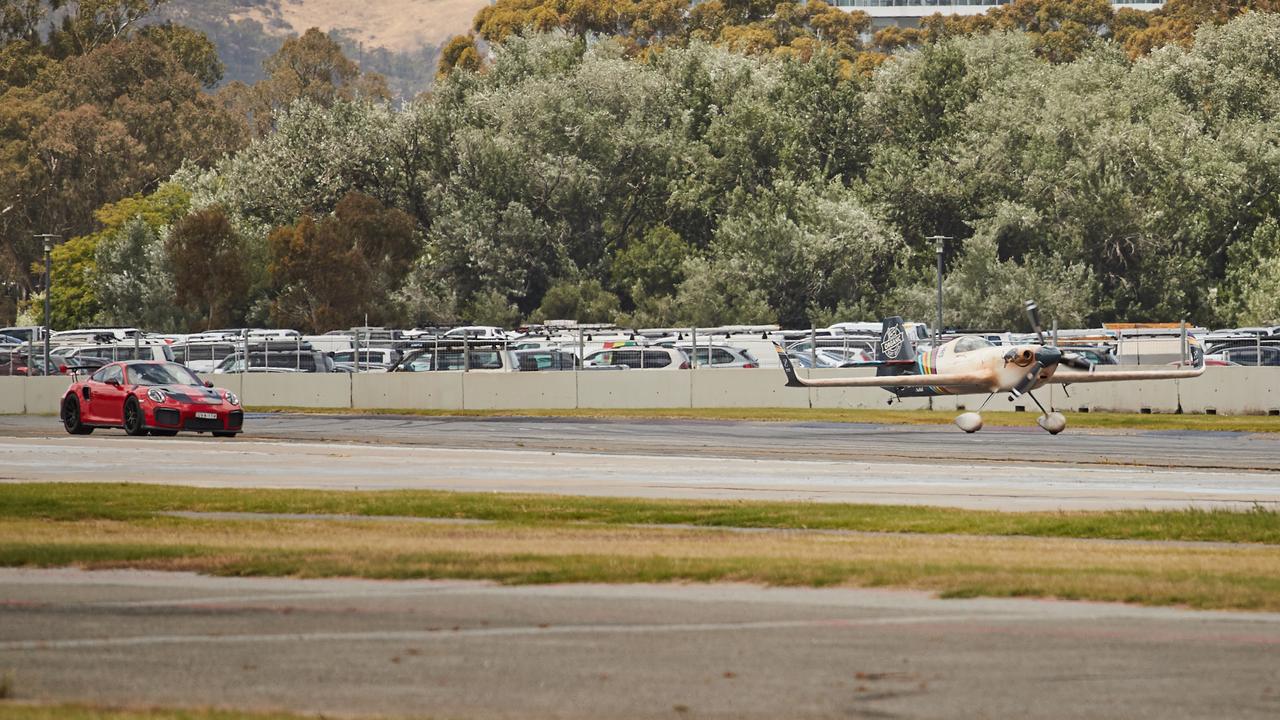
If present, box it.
[60,341,175,364]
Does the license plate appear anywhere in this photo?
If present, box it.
[195,412,217,420]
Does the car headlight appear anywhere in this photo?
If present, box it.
[146,388,167,403]
[225,391,239,406]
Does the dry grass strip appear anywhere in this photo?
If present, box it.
[3,517,1278,611]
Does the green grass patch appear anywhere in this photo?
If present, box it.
[2,483,1278,544]
[246,405,1280,433]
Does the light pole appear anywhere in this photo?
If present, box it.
[924,235,953,346]
[34,234,60,375]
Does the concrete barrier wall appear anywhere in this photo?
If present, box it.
[460,371,577,410]
[352,372,463,410]
[692,369,809,408]
[577,370,693,408]
[240,373,352,408]
[0,378,23,414]
[1177,368,1280,415]
[4,367,1279,415]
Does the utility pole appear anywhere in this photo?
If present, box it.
[925,235,953,347]
[34,234,60,375]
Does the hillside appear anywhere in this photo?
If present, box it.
[156,0,489,97]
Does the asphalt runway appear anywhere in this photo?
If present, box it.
[2,568,1278,720]
[2,414,1279,510]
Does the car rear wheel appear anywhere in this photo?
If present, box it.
[123,398,147,436]
[212,431,237,438]
[61,396,93,435]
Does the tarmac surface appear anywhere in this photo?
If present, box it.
[4,415,1280,717]
[2,413,1280,510]
[3,568,1279,720]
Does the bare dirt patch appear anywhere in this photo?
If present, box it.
[233,0,488,50]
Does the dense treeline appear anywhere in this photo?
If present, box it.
[4,0,1280,332]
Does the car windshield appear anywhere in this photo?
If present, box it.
[127,362,202,386]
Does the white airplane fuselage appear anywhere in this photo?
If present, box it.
[885,340,1056,398]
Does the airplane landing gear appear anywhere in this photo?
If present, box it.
[1024,391,1067,435]
[954,412,983,433]
[954,393,996,433]
[1037,412,1067,434]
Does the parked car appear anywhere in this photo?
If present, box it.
[512,348,579,371]
[1205,346,1280,367]
[0,350,61,375]
[443,326,509,341]
[1057,346,1119,366]
[213,350,336,373]
[50,328,143,344]
[785,337,877,357]
[171,342,240,373]
[391,346,510,372]
[0,326,45,343]
[58,342,175,365]
[813,347,872,366]
[333,361,392,373]
[60,360,242,437]
[669,343,760,368]
[331,348,402,367]
[582,346,689,370]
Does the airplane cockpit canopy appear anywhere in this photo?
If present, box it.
[953,335,994,353]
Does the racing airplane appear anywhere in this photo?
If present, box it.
[776,302,1205,434]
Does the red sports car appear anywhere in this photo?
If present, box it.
[61,360,243,437]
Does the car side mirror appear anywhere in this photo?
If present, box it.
[204,380,213,388]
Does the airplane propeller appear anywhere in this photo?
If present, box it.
[1024,300,1046,345]
[1010,344,1062,398]
[1023,299,1092,371]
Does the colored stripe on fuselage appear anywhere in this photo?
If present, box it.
[895,347,946,397]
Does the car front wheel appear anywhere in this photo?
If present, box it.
[123,398,148,436]
[61,396,93,435]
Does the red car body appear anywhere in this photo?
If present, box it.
[60,360,243,437]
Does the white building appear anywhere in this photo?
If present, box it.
[830,0,1165,28]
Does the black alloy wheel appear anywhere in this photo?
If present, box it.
[61,396,93,435]
[123,398,148,436]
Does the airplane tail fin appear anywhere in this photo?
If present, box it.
[773,343,805,388]
[875,316,917,377]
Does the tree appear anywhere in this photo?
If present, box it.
[31,183,190,329]
[1217,219,1280,325]
[94,216,183,330]
[611,225,690,303]
[531,278,621,323]
[0,6,245,301]
[1115,0,1280,57]
[224,27,390,138]
[888,206,1097,329]
[45,0,168,57]
[437,34,482,80]
[166,205,250,329]
[672,255,775,327]
[267,192,416,332]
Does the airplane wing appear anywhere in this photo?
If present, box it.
[775,343,995,389]
[1046,365,1205,384]
[787,371,996,388]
